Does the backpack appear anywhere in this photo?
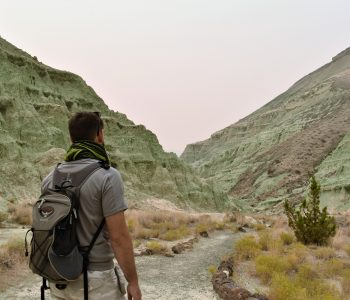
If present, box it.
[25,161,109,300]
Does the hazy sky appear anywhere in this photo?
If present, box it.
[1,1,350,154]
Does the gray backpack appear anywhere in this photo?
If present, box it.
[25,161,109,300]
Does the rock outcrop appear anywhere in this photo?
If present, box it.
[0,36,227,211]
[182,47,350,212]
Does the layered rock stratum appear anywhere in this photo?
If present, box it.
[0,36,227,212]
[181,47,350,212]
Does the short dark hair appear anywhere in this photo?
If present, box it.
[68,112,104,142]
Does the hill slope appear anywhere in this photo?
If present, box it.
[181,48,350,212]
[0,36,227,212]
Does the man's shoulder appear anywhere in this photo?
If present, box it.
[41,159,122,187]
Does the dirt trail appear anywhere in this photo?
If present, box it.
[0,231,241,300]
[137,231,242,300]
[0,225,27,246]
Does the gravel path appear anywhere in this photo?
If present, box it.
[137,231,242,300]
[0,231,241,300]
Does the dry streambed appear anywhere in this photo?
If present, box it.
[0,229,241,300]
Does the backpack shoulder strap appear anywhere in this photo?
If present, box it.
[52,161,104,189]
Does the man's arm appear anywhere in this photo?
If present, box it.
[106,211,142,300]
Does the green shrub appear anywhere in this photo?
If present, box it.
[284,176,336,246]
[234,235,262,260]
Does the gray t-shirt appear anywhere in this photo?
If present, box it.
[42,158,128,271]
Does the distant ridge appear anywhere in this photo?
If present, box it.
[181,47,350,212]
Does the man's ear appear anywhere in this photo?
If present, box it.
[96,129,104,145]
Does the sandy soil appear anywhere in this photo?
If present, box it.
[0,225,28,246]
[0,231,241,300]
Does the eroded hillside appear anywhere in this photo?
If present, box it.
[181,48,350,212]
[0,36,227,212]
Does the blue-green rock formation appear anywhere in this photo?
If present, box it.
[0,36,227,211]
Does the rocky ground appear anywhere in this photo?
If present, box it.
[0,230,242,300]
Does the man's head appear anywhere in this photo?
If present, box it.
[68,112,104,144]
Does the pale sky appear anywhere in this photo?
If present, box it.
[1,1,349,154]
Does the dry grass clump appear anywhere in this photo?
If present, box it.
[313,246,336,260]
[253,223,266,231]
[279,232,295,246]
[331,227,350,250]
[8,203,32,225]
[271,215,289,231]
[126,209,234,245]
[269,272,342,300]
[0,211,8,223]
[126,210,195,241]
[133,239,141,248]
[231,221,350,299]
[257,229,285,254]
[208,265,217,274]
[196,214,226,232]
[322,258,345,277]
[160,226,190,241]
[286,242,309,263]
[257,230,271,251]
[214,221,226,230]
[269,273,307,300]
[234,235,262,261]
[296,263,319,281]
[0,237,25,271]
[341,269,350,295]
[344,245,350,257]
[145,241,168,254]
[255,254,298,284]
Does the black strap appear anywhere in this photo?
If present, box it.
[40,278,49,300]
[83,266,88,300]
[87,219,106,255]
[82,219,106,300]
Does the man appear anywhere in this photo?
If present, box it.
[41,112,142,300]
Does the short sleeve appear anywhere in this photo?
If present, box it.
[101,169,128,217]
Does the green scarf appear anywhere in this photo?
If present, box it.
[65,140,110,166]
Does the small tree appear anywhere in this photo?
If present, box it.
[284,176,336,245]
